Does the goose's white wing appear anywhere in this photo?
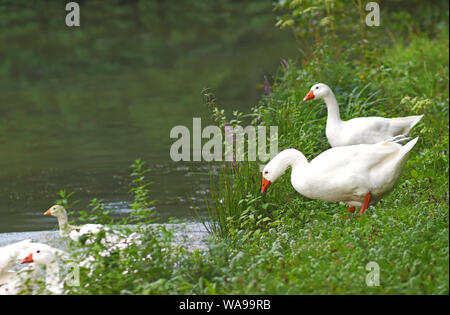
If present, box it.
[297,141,403,203]
[309,140,402,173]
[331,116,422,146]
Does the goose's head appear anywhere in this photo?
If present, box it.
[21,246,56,265]
[303,83,332,101]
[44,205,66,218]
[261,153,290,193]
[261,149,308,193]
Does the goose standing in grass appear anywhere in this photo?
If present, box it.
[303,83,423,147]
[261,136,418,216]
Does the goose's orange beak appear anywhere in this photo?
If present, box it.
[303,90,315,101]
[261,177,272,193]
[21,253,34,264]
[44,209,51,216]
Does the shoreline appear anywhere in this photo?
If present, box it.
[0,221,210,252]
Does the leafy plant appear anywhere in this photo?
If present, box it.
[126,159,157,225]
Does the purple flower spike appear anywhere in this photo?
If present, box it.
[281,58,289,68]
[264,80,271,95]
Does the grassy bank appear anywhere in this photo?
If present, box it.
[197,1,449,294]
[201,34,448,294]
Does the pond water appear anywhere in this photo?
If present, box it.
[0,1,297,233]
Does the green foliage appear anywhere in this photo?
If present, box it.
[274,0,449,60]
[203,2,449,294]
[69,225,182,295]
[127,159,156,224]
[79,198,112,225]
[62,159,182,294]
[56,189,79,210]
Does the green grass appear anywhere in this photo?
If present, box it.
[200,27,449,293]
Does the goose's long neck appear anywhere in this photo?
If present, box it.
[275,149,308,183]
[323,91,341,125]
[290,155,308,187]
[56,213,70,237]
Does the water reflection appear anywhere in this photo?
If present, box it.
[0,0,296,232]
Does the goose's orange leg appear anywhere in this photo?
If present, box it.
[348,207,355,214]
[358,192,372,216]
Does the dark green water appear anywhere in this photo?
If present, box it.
[0,1,297,232]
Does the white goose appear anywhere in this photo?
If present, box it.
[1,240,32,275]
[44,205,138,253]
[0,240,34,292]
[0,241,65,295]
[44,205,106,241]
[303,83,423,147]
[261,137,418,215]
[20,245,65,295]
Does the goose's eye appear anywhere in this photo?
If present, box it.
[315,86,319,90]
[37,250,40,253]
[264,171,268,174]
